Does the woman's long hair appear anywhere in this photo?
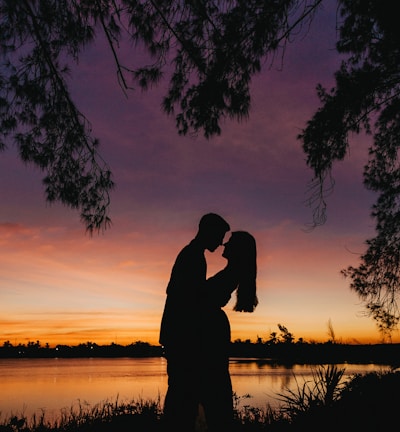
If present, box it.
[228,231,258,312]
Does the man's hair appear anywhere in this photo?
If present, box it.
[198,213,230,233]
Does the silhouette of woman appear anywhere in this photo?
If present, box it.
[200,231,258,432]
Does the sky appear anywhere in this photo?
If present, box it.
[1,1,398,347]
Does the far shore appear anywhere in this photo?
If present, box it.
[1,340,399,366]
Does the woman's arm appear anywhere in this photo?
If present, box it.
[205,267,238,308]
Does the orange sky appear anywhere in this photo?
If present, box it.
[1,0,398,347]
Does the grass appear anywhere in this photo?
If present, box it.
[0,396,164,432]
[1,367,399,432]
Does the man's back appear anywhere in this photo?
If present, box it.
[159,238,206,349]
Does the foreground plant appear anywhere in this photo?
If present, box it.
[276,364,347,421]
[275,367,399,431]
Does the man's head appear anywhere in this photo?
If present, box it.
[197,213,230,252]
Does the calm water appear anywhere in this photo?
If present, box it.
[0,357,389,421]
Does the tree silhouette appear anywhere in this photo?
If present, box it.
[298,0,400,336]
[0,0,321,232]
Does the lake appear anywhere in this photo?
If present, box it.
[0,357,390,421]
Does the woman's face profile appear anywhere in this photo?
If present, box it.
[222,235,239,259]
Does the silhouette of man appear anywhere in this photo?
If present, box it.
[159,213,230,432]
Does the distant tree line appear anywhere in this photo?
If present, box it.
[1,323,399,366]
[230,324,400,366]
[229,339,400,366]
[0,340,163,358]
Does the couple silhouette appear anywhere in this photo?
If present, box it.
[159,213,258,432]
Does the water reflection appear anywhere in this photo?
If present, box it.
[0,357,389,420]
